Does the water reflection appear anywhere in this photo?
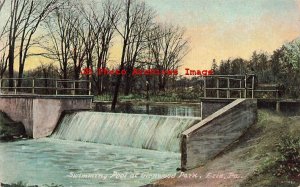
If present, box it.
[95,103,201,117]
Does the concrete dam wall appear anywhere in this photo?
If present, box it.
[181,99,257,170]
[0,96,92,138]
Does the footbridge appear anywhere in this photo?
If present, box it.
[0,78,93,138]
[199,74,288,114]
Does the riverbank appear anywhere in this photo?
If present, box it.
[151,110,300,187]
[0,112,28,142]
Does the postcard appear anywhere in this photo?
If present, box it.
[0,0,299,187]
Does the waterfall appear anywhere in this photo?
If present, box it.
[51,112,200,152]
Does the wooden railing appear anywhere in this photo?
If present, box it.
[202,74,282,99]
[0,78,92,96]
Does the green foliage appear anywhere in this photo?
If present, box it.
[275,135,300,177]
[214,39,300,98]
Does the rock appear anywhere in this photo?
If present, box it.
[0,112,27,142]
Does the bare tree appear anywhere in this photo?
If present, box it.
[0,25,9,78]
[43,0,119,94]
[111,0,132,110]
[0,0,8,78]
[0,41,8,78]
[91,1,120,94]
[17,0,58,86]
[111,0,156,110]
[42,2,75,81]
[69,13,87,82]
[4,0,57,87]
[148,25,189,91]
[123,2,155,95]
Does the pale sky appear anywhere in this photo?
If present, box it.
[2,0,300,74]
[146,0,300,71]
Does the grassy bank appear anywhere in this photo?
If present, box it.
[240,110,300,186]
[155,110,300,187]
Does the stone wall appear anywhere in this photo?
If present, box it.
[181,99,257,170]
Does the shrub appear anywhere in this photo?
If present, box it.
[275,135,300,177]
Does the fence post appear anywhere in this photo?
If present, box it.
[14,79,17,94]
[239,80,242,98]
[251,75,255,98]
[55,80,58,95]
[32,78,35,94]
[89,80,91,95]
[200,101,203,120]
[72,81,76,95]
[244,75,247,98]
[203,77,206,98]
[216,78,219,98]
[227,78,230,98]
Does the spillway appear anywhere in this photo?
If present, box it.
[51,112,200,152]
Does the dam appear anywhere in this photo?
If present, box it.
[51,112,200,152]
[0,110,200,186]
[0,77,257,186]
[0,99,256,186]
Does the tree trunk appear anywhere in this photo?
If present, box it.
[111,74,122,111]
[124,74,132,96]
[8,46,14,88]
[17,64,24,87]
[111,0,131,111]
[158,74,164,91]
[74,68,80,94]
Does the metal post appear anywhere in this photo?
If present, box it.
[146,80,149,101]
[14,79,17,94]
[203,77,207,98]
[0,79,2,94]
[244,75,247,98]
[239,80,242,98]
[88,80,92,95]
[72,81,76,95]
[55,80,58,95]
[227,78,230,98]
[32,78,35,94]
[251,75,255,99]
[200,101,203,120]
[216,78,219,98]
[276,101,280,112]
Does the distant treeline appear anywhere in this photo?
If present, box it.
[1,0,299,102]
[211,39,300,98]
[0,0,189,109]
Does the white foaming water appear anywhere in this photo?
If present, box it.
[51,112,200,152]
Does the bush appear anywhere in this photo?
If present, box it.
[275,135,300,177]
